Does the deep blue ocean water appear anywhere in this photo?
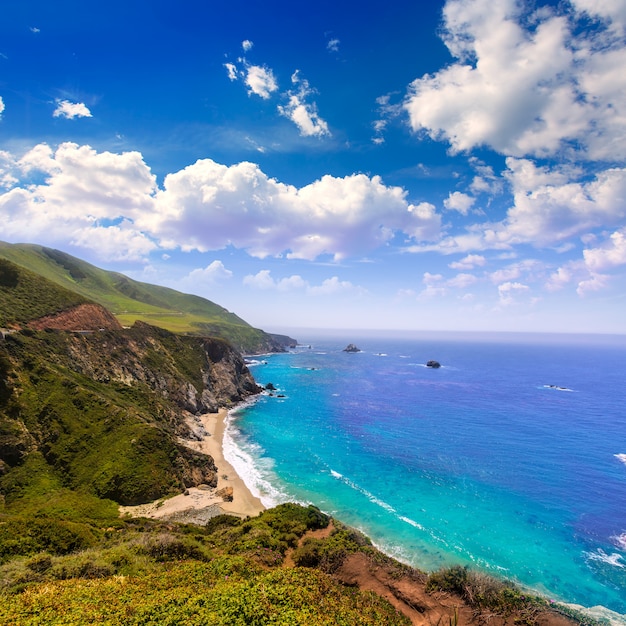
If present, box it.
[223,332,626,620]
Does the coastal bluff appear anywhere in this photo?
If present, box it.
[0,321,260,505]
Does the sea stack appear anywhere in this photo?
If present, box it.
[426,360,441,368]
[343,343,361,353]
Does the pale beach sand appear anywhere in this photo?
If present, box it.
[120,408,266,522]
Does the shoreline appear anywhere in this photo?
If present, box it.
[119,408,266,522]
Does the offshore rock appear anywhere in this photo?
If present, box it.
[426,360,441,368]
[343,344,361,353]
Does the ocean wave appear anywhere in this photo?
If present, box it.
[612,533,626,551]
[615,454,626,466]
[329,470,397,514]
[541,384,574,392]
[399,515,425,530]
[587,549,626,569]
[224,406,289,508]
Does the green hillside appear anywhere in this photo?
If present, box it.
[0,242,287,353]
[0,259,91,327]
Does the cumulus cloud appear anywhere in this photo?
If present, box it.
[0,142,157,261]
[224,46,278,98]
[0,96,4,118]
[278,71,330,137]
[497,281,530,306]
[224,45,331,138]
[185,261,234,285]
[0,143,441,264]
[449,254,486,270]
[503,159,626,246]
[446,272,478,288]
[243,270,363,295]
[412,159,626,257]
[583,229,626,271]
[444,191,475,215]
[151,158,440,260]
[417,270,478,298]
[308,276,364,296]
[403,0,626,161]
[244,270,307,291]
[245,65,278,99]
[53,100,92,119]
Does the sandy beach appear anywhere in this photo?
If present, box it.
[120,408,266,522]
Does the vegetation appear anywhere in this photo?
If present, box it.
[0,241,285,353]
[0,322,262,507]
[0,258,89,327]
[0,504,411,625]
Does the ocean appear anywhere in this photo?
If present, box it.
[223,331,626,621]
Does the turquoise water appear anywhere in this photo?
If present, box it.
[223,332,626,619]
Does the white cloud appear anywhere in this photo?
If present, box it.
[151,159,440,260]
[244,270,306,291]
[583,229,626,271]
[0,150,18,188]
[307,276,364,296]
[444,191,475,215]
[488,259,546,285]
[403,0,626,161]
[53,100,92,119]
[0,142,157,261]
[0,96,4,118]
[242,40,254,52]
[224,62,239,81]
[577,273,611,296]
[411,160,626,256]
[327,38,340,52]
[447,272,478,288]
[243,270,361,295]
[245,65,278,99]
[70,223,156,262]
[278,71,330,138]
[0,143,442,263]
[449,254,486,270]
[497,281,530,306]
[503,159,626,246]
[186,261,233,285]
[546,261,584,292]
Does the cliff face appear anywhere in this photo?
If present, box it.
[0,322,260,505]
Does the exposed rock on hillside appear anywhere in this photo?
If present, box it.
[27,303,122,332]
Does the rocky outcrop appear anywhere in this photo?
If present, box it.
[59,321,260,419]
[0,321,261,504]
[268,333,298,349]
[343,344,361,353]
[426,360,441,368]
[27,303,122,332]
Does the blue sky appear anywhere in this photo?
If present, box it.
[1,0,626,335]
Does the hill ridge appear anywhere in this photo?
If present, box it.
[0,241,294,353]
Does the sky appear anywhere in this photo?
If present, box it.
[1,0,626,335]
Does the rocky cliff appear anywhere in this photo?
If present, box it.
[0,322,260,505]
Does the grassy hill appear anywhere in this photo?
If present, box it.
[0,242,289,353]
